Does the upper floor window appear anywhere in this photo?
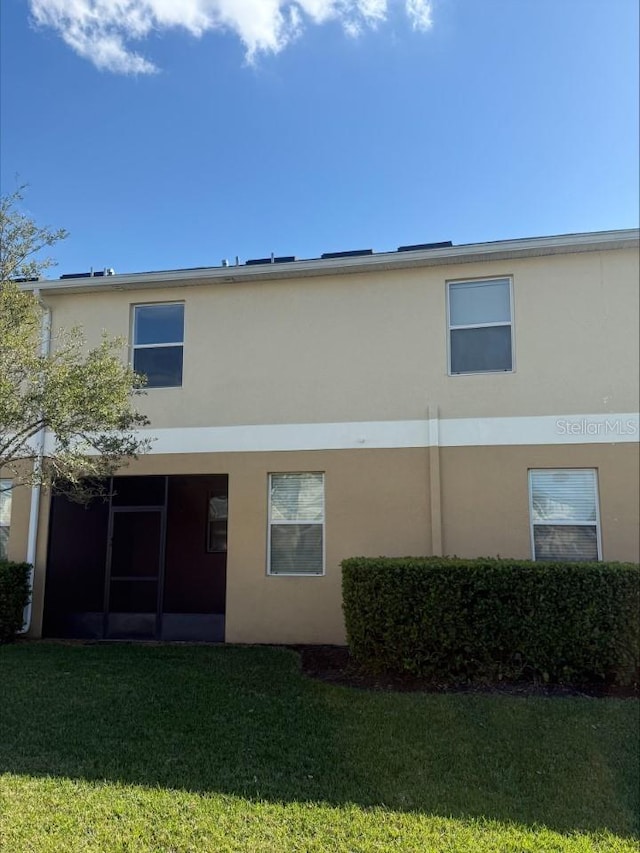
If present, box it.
[448,278,513,374]
[132,303,184,388]
[529,469,601,562]
[0,480,12,560]
[268,473,325,576]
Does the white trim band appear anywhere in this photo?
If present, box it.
[120,412,639,454]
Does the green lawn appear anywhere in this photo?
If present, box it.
[0,643,638,852]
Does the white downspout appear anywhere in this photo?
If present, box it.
[20,288,51,634]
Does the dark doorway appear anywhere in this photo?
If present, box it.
[43,475,227,641]
[106,508,165,639]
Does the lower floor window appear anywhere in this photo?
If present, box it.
[0,480,12,560]
[207,494,228,552]
[268,473,324,575]
[528,469,601,561]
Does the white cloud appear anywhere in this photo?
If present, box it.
[29,0,433,74]
[405,0,433,31]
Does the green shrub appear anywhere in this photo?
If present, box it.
[342,557,640,687]
[0,560,31,643]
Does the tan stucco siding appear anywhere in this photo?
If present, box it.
[22,447,430,643]
[16,441,639,644]
[440,443,640,563]
[11,239,640,642]
[42,247,639,429]
[223,448,432,644]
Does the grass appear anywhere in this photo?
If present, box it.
[0,643,638,852]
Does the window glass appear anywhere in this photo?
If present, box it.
[133,346,183,389]
[450,326,512,374]
[207,496,228,552]
[448,278,513,374]
[532,525,599,562]
[208,496,228,520]
[0,480,11,560]
[0,528,8,560]
[134,304,184,345]
[529,469,600,562]
[270,525,323,575]
[0,481,11,526]
[530,470,597,523]
[132,303,184,388]
[270,473,324,522]
[449,279,511,326]
[269,473,324,575]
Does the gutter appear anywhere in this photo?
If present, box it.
[20,289,51,634]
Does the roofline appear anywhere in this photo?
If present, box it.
[25,229,640,295]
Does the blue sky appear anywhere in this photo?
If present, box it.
[1,0,638,276]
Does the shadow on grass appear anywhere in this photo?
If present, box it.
[0,642,638,838]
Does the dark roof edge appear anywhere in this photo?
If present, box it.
[25,229,639,295]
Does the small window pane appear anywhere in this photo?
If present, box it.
[449,279,511,326]
[0,481,11,527]
[271,474,324,522]
[134,304,184,345]
[207,521,227,553]
[270,524,323,574]
[134,346,183,388]
[208,496,228,520]
[530,470,597,523]
[533,525,599,562]
[207,496,228,552]
[450,326,512,373]
[0,527,8,560]
[0,480,11,560]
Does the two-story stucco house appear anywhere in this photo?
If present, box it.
[2,229,639,644]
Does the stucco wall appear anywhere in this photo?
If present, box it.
[17,441,639,644]
[7,241,638,643]
[42,248,639,428]
[439,443,640,563]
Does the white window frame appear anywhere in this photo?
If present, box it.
[446,276,515,376]
[0,479,12,560]
[528,468,602,561]
[131,302,185,389]
[267,472,326,577]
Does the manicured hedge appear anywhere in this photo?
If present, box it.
[0,560,31,642]
[342,557,640,687]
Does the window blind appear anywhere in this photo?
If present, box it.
[530,470,598,523]
[0,480,12,560]
[529,469,600,561]
[269,473,324,575]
